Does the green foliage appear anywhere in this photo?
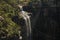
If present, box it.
[0,0,21,37]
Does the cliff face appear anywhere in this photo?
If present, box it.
[24,0,58,40]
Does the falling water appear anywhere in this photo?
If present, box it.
[24,14,32,40]
[18,5,32,40]
[21,11,32,40]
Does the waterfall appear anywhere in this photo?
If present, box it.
[24,14,31,40]
[18,5,32,40]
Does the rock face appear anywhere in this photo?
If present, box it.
[21,1,60,40]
